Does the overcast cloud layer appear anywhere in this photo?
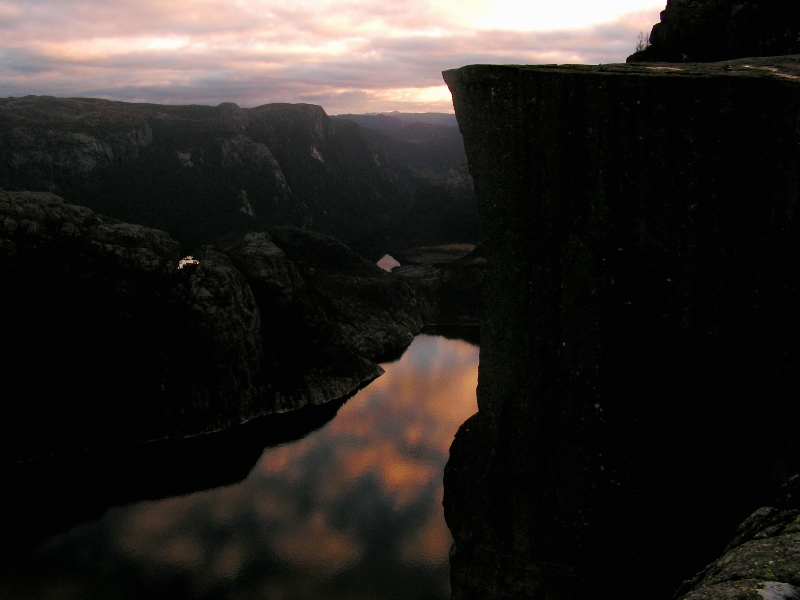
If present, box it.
[0,0,663,113]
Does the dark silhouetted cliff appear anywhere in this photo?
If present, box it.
[628,0,800,63]
[444,56,800,599]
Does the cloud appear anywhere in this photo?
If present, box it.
[0,0,663,112]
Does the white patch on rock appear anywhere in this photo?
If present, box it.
[239,189,255,217]
[310,146,324,162]
[758,582,800,600]
[178,255,200,269]
[377,254,401,272]
[176,151,193,168]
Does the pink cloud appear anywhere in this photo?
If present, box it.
[0,1,663,113]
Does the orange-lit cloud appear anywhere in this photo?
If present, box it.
[0,0,663,113]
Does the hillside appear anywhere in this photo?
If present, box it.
[332,111,480,253]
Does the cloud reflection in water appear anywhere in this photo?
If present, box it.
[3,334,478,600]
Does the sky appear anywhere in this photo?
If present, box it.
[0,0,664,114]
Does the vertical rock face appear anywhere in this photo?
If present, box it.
[628,0,800,63]
[443,58,800,598]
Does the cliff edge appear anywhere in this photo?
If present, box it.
[443,56,800,598]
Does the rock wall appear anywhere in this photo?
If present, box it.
[443,56,800,598]
[628,0,800,63]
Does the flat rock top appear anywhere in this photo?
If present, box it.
[445,54,800,84]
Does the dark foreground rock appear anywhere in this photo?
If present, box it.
[675,476,800,600]
[443,56,800,599]
[1,191,426,462]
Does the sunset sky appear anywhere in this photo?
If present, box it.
[0,0,663,114]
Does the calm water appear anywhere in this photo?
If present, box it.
[1,335,479,600]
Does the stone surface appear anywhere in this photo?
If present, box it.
[675,505,800,599]
[443,57,800,598]
[628,0,800,63]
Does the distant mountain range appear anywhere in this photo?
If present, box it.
[0,97,477,258]
[331,111,457,132]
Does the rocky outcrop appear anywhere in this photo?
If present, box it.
[674,476,800,600]
[443,57,800,599]
[1,191,426,462]
[0,97,404,257]
[628,0,800,63]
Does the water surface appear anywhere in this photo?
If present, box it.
[2,334,478,600]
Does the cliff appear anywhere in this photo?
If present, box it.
[443,56,800,598]
[1,191,427,462]
[628,0,800,63]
